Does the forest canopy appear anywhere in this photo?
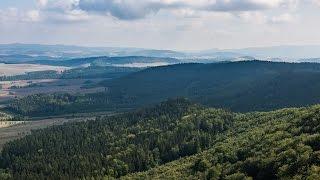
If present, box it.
[2,98,320,179]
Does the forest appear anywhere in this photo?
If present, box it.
[6,61,320,117]
[0,66,140,81]
[0,112,12,121]
[26,56,179,67]
[1,98,320,179]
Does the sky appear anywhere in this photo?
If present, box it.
[0,0,320,51]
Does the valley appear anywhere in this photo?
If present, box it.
[2,0,320,178]
[1,99,320,179]
[2,45,320,179]
[6,61,320,118]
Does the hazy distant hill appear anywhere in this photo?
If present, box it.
[227,45,320,59]
[28,56,181,67]
[0,54,61,63]
[3,44,320,63]
[0,44,185,62]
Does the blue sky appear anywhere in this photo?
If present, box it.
[0,0,320,51]
[0,0,36,9]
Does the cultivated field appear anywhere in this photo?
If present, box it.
[0,63,69,76]
[0,111,12,121]
[0,79,106,102]
[0,121,25,128]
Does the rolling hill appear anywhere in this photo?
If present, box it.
[7,61,320,117]
[27,56,180,67]
[0,44,185,61]
[2,99,320,179]
[102,61,320,112]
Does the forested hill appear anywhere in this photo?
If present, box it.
[125,103,320,179]
[102,60,320,112]
[7,61,320,117]
[28,56,180,67]
[2,99,320,179]
[0,66,141,81]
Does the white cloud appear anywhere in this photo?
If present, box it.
[35,0,90,23]
[37,0,48,7]
[312,0,320,6]
[270,13,295,24]
[2,0,318,51]
[16,0,299,24]
[47,9,90,23]
[75,0,300,20]
[26,10,41,22]
[0,8,41,23]
[237,11,268,24]
[171,8,201,18]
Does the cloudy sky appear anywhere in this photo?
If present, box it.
[0,0,320,50]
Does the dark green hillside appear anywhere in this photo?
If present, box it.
[0,66,140,81]
[227,72,320,111]
[103,61,320,112]
[6,93,126,117]
[1,99,233,179]
[125,105,320,179]
[7,61,320,117]
[2,99,320,179]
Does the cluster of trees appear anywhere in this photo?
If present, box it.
[125,104,320,179]
[3,98,320,179]
[0,71,60,81]
[0,112,12,121]
[0,98,235,179]
[5,92,135,117]
[0,66,140,81]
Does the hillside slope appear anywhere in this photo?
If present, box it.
[2,99,320,179]
[7,61,320,117]
[103,61,320,112]
[124,104,320,179]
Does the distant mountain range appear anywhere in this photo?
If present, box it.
[0,44,184,62]
[27,56,181,67]
[2,43,320,63]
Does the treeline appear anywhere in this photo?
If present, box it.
[0,112,12,121]
[0,70,60,81]
[0,66,141,81]
[2,99,320,179]
[29,56,179,67]
[5,93,131,117]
